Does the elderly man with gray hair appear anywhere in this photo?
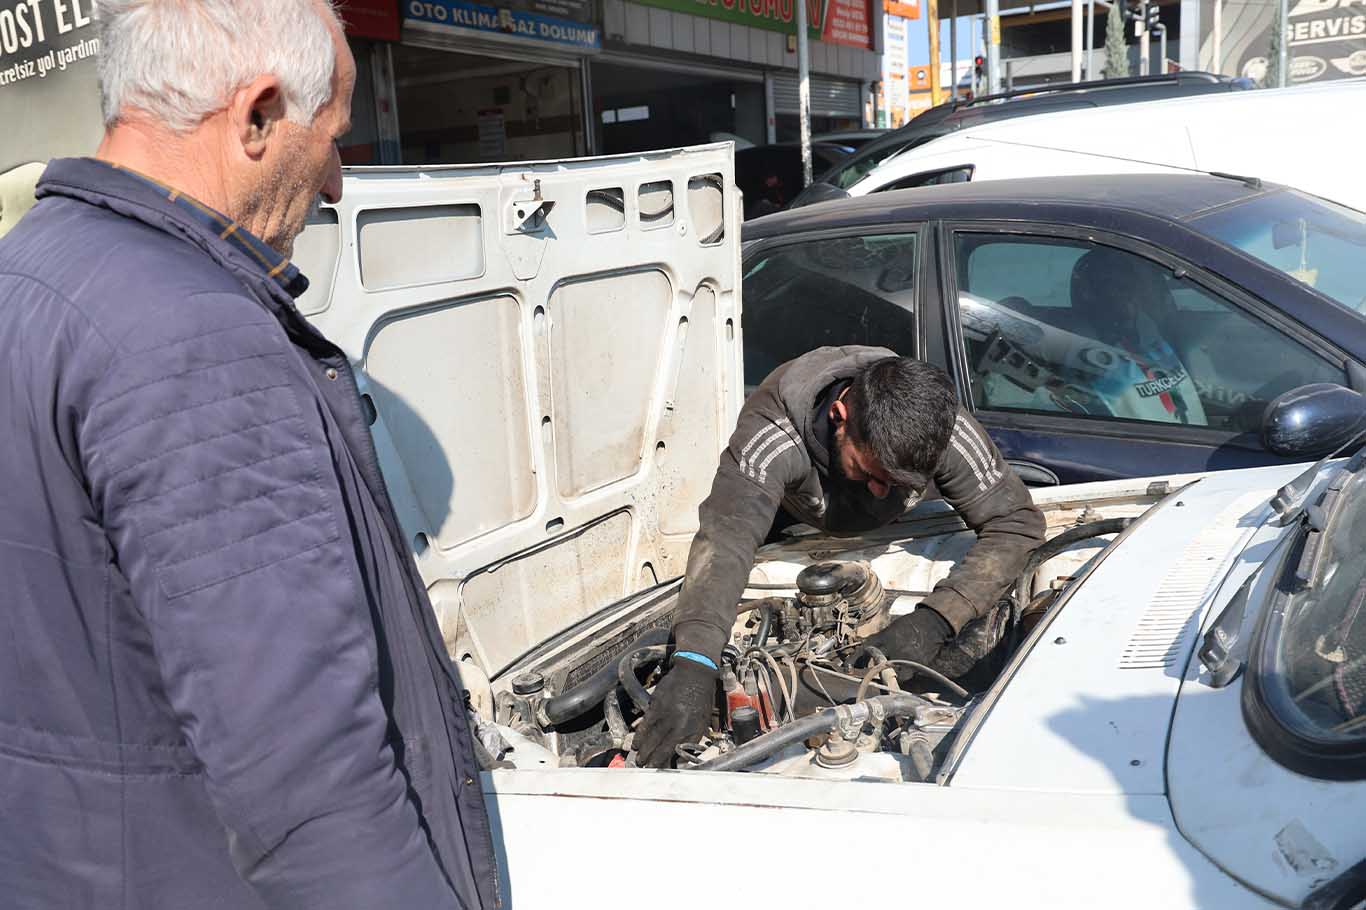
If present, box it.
[0,2,499,908]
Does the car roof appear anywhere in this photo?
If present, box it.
[744,172,1270,239]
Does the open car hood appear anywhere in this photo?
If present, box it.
[292,144,743,679]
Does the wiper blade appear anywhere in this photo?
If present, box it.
[1271,427,1366,522]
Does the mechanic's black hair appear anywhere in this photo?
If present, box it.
[844,357,957,492]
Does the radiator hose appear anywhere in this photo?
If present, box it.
[540,629,670,726]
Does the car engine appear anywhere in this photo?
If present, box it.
[487,558,1011,780]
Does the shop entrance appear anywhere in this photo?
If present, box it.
[589,61,766,155]
[392,45,588,165]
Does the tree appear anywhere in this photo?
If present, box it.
[1265,0,1286,87]
[1104,2,1130,79]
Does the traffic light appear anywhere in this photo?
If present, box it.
[1146,4,1160,27]
[974,54,985,82]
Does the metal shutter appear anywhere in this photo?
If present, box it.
[772,73,862,117]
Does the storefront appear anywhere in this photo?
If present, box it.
[342,0,882,165]
[593,0,883,153]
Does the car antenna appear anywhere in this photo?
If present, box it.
[1205,170,1263,190]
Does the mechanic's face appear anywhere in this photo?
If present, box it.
[830,397,893,499]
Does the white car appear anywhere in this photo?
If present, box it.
[840,80,1366,213]
[294,146,1366,908]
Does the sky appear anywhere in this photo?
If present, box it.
[906,12,982,69]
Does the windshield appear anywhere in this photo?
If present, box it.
[1247,456,1366,777]
[1191,190,1366,314]
[826,132,944,190]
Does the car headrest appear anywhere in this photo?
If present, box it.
[0,162,45,240]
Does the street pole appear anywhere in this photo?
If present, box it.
[1155,22,1166,71]
[1277,0,1289,87]
[985,0,1001,94]
[1085,0,1095,79]
[797,0,812,186]
[928,0,943,105]
[950,0,959,101]
[1071,0,1084,81]
[1211,0,1222,74]
[1138,0,1150,75]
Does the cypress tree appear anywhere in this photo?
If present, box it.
[1104,2,1130,79]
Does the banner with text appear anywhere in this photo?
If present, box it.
[404,0,600,50]
[629,0,874,50]
[1202,0,1366,83]
[0,0,103,171]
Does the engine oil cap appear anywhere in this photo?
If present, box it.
[511,671,545,696]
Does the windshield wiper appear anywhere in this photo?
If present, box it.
[1271,427,1366,522]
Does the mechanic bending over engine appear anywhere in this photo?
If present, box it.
[636,347,1046,768]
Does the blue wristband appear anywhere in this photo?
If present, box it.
[673,651,718,671]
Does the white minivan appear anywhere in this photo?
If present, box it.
[839,80,1366,212]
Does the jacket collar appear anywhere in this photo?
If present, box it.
[35,157,309,299]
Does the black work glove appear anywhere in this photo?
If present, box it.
[861,608,953,669]
[634,657,717,768]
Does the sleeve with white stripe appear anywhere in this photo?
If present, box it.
[921,408,1046,633]
[670,413,810,660]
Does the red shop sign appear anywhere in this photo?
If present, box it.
[340,0,402,42]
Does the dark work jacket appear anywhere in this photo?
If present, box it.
[673,345,1047,660]
[0,158,498,909]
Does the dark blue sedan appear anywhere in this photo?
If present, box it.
[741,173,1366,485]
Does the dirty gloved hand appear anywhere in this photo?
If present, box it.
[634,656,717,768]
[860,607,953,669]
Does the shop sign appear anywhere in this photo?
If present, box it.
[629,0,874,49]
[404,0,601,50]
[0,0,104,171]
[342,0,403,41]
[880,13,911,127]
[883,0,919,20]
[1206,0,1365,84]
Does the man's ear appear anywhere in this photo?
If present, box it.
[830,398,849,426]
[231,74,287,160]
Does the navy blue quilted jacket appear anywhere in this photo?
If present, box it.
[0,159,499,910]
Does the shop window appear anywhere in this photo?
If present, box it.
[688,174,725,246]
[586,187,626,234]
[638,181,674,230]
[358,205,485,291]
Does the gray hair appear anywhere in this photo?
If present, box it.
[95,0,341,133]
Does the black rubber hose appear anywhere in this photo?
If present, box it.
[755,604,773,648]
[617,645,668,713]
[1010,518,1134,643]
[690,692,932,773]
[541,629,670,726]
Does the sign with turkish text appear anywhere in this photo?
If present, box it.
[0,0,103,171]
[404,0,600,50]
[880,13,910,127]
[883,0,919,21]
[630,0,873,49]
[1204,0,1365,83]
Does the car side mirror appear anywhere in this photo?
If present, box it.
[1262,383,1366,458]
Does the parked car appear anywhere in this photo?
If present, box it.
[734,140,854,219]
[790,71,1254,210]
[813,128,886,150]
[837,79,1366,213]
[742,172,1366,486]
[287,145,1366,909]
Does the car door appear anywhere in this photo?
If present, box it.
[289,145,743,680]
[939,222,1353,485]
[740,226,925,394]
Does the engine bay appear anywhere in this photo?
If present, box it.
[474,488,1168,780]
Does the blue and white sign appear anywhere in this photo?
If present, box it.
[405,0,601,51]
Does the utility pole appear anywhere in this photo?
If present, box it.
[1085,0,1096,79]
[1277,0,1289,87]
[1072,0,1084,81]
[950,0,959,101]
[985,0,1001,94]
[1137,0,1150,76]
[1212,0,1222,74]
[928,0,943,105]
[1154,21,1166,71]
[797,0,812,186]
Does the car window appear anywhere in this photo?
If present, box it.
[879,166,973,194]
[954,233,1347,435]
[742,233,918,389]
[1190,190,1366,315]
